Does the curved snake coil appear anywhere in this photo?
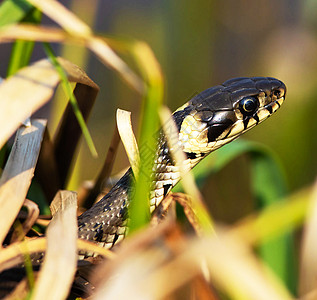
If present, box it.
[78,77,286,252]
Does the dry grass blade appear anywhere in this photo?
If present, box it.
[200,236,293,300]
[230,187,310,246]
[116,108,139,176]
[31,190,78,300]
[0,238,47,273]
[27,0,143,92]
[88,37,144,93]
[0,24,79,44]
[299,178,317,296]
[96,235,292,300]
[0,238,114,273]
[91,220,178,299]
[89,219,293,300]
[26,0,92,36]
[0,119,46,246]
[10,199,40,243]
[0,23,144,93]
[0,59,61,149]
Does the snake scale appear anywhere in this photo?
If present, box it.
[77,77,286,252]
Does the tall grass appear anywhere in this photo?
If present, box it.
[0,1,315,299]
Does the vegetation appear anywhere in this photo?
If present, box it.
[0,1,316,299]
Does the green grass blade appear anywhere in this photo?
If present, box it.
[128,85,160,231]
[7,8,41,76]
[222,140,296,293]
[250,148,297,294]
[43,43,98,158]
[2,4,41,170]
[0,0,34,27]
[7,40,35,76]
[128,43,163,234]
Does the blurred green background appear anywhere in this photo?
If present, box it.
[1,0,317,222]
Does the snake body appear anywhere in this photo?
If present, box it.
[78,77,286,251]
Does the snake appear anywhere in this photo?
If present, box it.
[77,76,286,252]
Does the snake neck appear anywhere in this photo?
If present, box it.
[150,126,204,211]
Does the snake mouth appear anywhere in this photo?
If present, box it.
[257,94,285,124]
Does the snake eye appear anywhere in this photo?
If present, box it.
[239,97,259,116]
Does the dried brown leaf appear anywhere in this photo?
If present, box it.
[165,193,201,235]
[191,275,220,300]
[151,193,175,226]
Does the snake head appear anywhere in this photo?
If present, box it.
[177,77,286,155]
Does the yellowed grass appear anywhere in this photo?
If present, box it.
[0,1,316,299]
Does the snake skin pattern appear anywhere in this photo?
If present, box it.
[77,77,286,252]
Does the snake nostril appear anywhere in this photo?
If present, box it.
[272,88,284,98]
